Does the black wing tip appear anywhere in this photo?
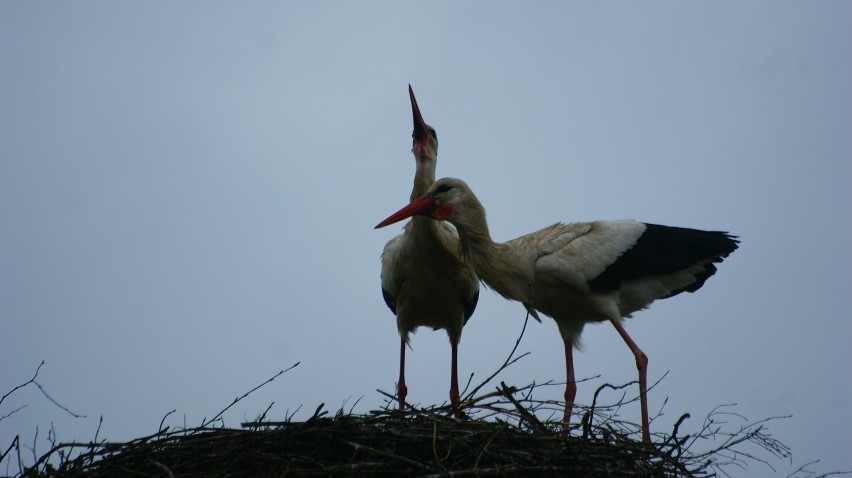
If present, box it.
[665,262,719,298]
[589,224,740,292]
[463,289,480,325]
[381,287,397,315]
[642,223,740,256]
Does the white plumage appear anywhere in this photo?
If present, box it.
[379,90,479,411]
[377,177,739,442]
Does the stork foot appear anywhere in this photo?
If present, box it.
[397,382,408,413]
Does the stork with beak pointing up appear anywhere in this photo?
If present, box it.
[379,89,479,412]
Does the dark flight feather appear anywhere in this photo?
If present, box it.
[588,223,739,296]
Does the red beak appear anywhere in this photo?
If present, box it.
[409,85,429,143]
[375,193,437,229]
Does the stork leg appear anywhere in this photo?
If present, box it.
[609,319,650,443]
[398,337,408,412]
[450,339,460,406]
[450,339,463,418]
[563,338,577,431]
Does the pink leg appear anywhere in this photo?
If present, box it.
[398,337,408,412]
[563,338,577,430]
[610,319,650,443]
[450,339,465,418]
[450,339,460,406]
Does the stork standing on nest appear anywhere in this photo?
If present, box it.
[377,177,739,442]
[379,89,479,411]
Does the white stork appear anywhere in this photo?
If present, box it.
[376,178,739,442]
[379,89,479,412]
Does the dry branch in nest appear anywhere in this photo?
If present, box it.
[20,378,799,478]
[8,321,842,477]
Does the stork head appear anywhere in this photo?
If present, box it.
[409,85,438,160]
[376,178,473,229]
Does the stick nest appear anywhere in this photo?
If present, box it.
[27,380,790,478]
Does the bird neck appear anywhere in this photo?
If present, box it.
[410,156,436,201]
[454,204,531,304]
[407,214,444,240]
[453,203,501,272]
[457,221,493,264]
[405,215,462,265]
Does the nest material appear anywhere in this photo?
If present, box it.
[29,381,779,478]
[41,417,678,477]
[1,344,835,477]
[12,349,796,477]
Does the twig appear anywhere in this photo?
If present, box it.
[662,412,691,460]
[588,380,637,430]
[473,422,507,469]
[432,422,449,473]
[150,459,176,478]
[338,438,432,471]
[498,382,548,433]
[34,381,86,418]
[347,395,364,415]
[30,426,39,466]
[15,435,23,477]
[89,415,105,466]
[159,409,176,433]
[257,402,275,423]
[0,405,26,422]
[202,362,299,427]
[464,311,531,400]
[303,403,328,427]
[785,460,852,478]
[0,361,44,408]
[0,436,19,472]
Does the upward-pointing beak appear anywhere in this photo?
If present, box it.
[375,193,437,229]
[409,85,429,143]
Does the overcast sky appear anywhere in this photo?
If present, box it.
[2,2,850,476]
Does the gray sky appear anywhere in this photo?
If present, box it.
[2,2,850,475]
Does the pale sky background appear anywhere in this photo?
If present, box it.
[2,2,851,476]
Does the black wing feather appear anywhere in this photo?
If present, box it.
[588,223,739,295]
[381,287,396,315]
[463,289,479,326]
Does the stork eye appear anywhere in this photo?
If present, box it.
[434,184,453,194]
[428,127,437,140]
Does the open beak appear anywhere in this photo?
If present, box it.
[375,193,437,229]
[409,85,429,144]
